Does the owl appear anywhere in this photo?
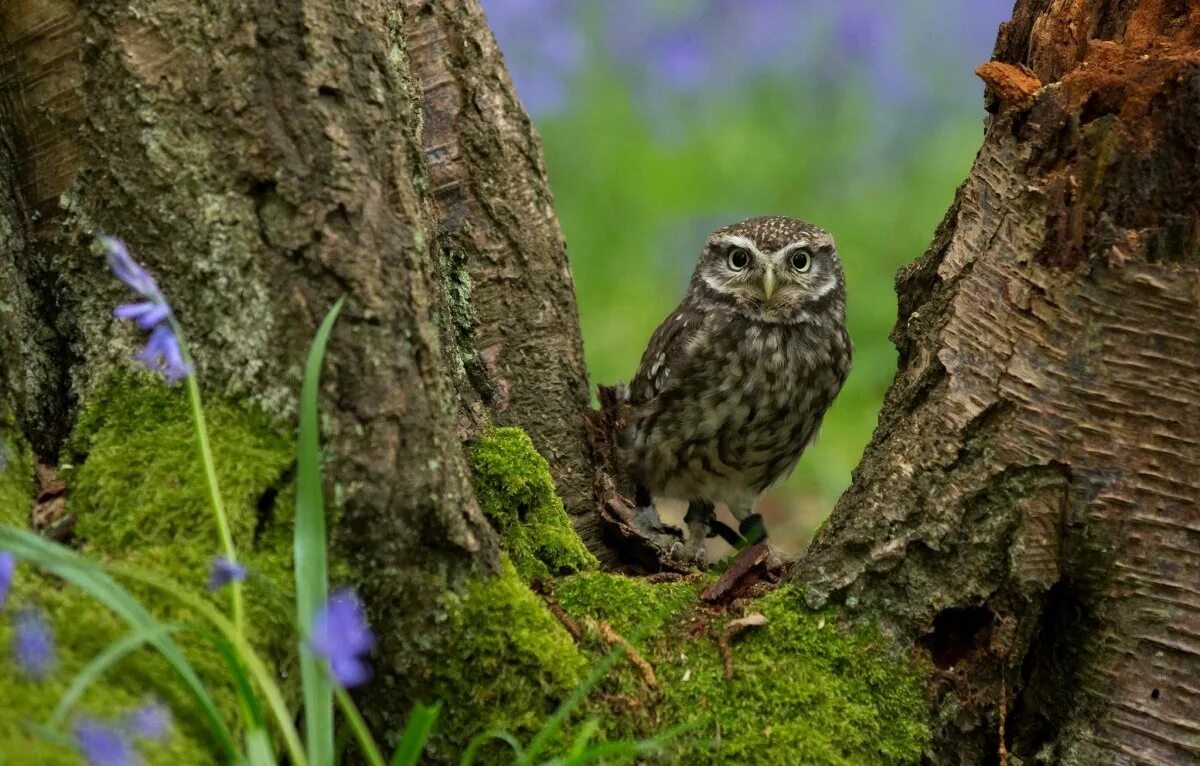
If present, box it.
[626,215,852,562]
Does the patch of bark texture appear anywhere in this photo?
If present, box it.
[402,0,603,553]
[798,1,1200,764]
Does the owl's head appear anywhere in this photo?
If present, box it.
[691,216,845,323]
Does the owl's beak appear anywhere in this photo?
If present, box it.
[762,267,776,302]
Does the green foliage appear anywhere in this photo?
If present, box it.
[418,562,929,765]
[295,297,344,766]
[554,571,697,637]
[469,428,597,580]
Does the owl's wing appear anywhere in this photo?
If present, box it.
[628,303,705,405]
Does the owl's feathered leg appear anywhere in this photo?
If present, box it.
[629,484,685,552]
[682,500,716,562]
[729,502,768,546]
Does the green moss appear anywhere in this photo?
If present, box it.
[0,374,299,764]
[656,588,928,764]
[556,574,930,765]
[422,558,587,761]
[0,416,33,527]
[67,373,292,551]
[469,427,596,580]
[0,573,219,765]
[555,570,699,638]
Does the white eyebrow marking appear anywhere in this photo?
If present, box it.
[772,239,810,257]
[709,234,765,262]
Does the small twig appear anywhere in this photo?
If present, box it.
[717,613,769,680]
[597,620,657,688]
[599,692,643,711]
[530,578,583,641]
[645,571,688,584]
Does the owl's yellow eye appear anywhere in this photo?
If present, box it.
[790,249,812,272]
[727,248,751,271]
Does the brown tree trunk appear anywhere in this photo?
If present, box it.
[402,0,602,550]
[797,2,1200,763]
[0,0,597,745]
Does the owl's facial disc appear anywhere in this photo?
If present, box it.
[703,234,775,303]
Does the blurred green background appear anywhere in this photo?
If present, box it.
[481,0,1013,549]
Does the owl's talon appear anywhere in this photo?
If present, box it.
[669,541,685,560]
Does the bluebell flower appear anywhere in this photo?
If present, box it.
[124,699,172,743]
[206,556,247,592]
[310,589,376,688]
[13,607,55,678]
[0,551,13,611]
[102,236,192,384]
[102,236,163,301]
[133,325,191,384]
[74,718,140,766]
[113,301,172,331]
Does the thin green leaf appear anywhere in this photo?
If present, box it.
[210,634,269,731]
[460,730,524,766]
[389,702,440,766]
[0,527,238,760]
[565,719,600,759]
[48,623,181,729]
[553,723,689,766]
[520,647,625,765]
[296,296,344,766]
[110,563,309,766]
[333,684,386,766]
[245,728,276,766]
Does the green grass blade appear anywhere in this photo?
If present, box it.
[48,623,181,729]
[520,647,625,765]
[552,723,689,766]
[110,563,309,766]
[295,296,344,766]
[564,719,600,759]
[388,702,439,766]
[460,730,524,766]
[332,684,386,766]
[0,527,238,760]
[245,728,276,766]
[209,634,269,731]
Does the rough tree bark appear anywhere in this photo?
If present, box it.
[0,0,599,746]
[797,1,1200,763]
[402,0,601,549]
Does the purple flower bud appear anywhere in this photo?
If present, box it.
[13,607,56,678]
[206,556,247,592]
[124,699,172,743]
[0,551,13,611]
[311,589,376,688]
[103,235,192,384]
[113,301,171,331]
[101,237,162,302]
[74,718,140,766]
[133,325,192,384]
